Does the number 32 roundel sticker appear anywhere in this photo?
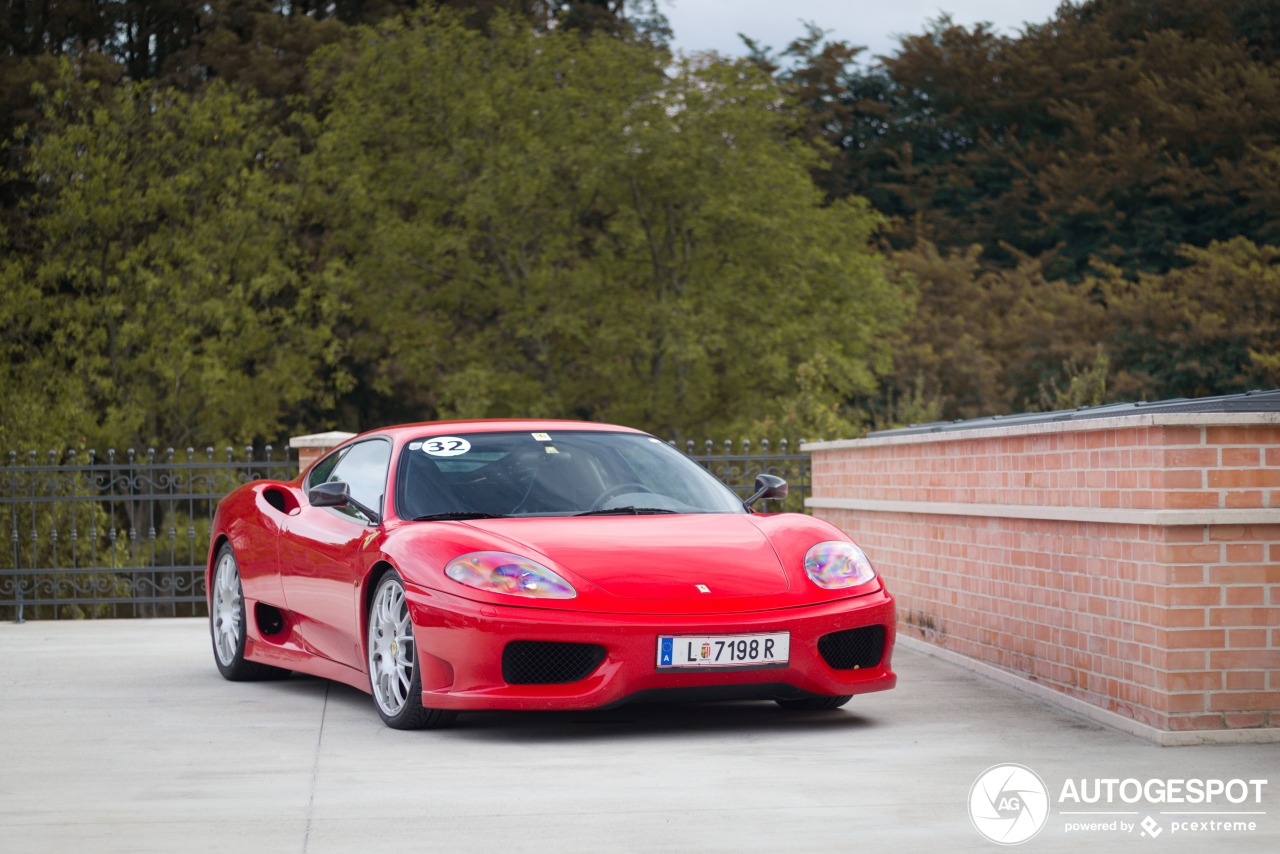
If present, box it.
[422,437,471,457]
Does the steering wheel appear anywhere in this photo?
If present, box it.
[589,482,652,511]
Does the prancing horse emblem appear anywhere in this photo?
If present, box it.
[696,584,710,593]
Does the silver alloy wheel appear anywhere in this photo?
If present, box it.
[369,578,415,716]
[212,550,243,667]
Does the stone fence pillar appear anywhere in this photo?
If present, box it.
[288,431,356,474]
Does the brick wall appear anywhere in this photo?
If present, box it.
[806,415,1280,738]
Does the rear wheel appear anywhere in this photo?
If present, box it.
[367,571,457,730]
[210,544,288,681]
[775,695,853,711]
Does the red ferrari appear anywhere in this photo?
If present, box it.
[207,421,896,728]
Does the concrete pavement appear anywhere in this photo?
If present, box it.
[0,618,1276,853]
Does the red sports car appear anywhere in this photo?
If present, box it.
[207,421,896,728]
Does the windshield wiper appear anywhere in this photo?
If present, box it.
[574,506,678,516]
[411,511,510,521]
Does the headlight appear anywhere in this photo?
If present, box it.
[804,541,877,589]
[444,551,577,599]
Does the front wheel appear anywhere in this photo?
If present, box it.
[775,695,853,711]
[367,572,457,730]
[210,544,289,681]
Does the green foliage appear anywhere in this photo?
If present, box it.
[4,0,1276,453]
[872,374,944,432]
[1036,348,1110,412]
[743,22,867,201]
[871,241,1106,419]
[752,0,1280,421]
[778,1,1280,280]
[1101,238,1280,399]
[871,236,1280,420]
[311,9,904,439]
[2,66,349,450]
[0,7,904,447]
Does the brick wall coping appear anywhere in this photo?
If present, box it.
[805,497,1280,527]
[803,411,1280,452]
[288,430,357,449]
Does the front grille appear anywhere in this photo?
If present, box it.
[817,625,885,670]
[502,641,606,685]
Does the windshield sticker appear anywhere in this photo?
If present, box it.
[544,446,560,454]
[422,437,471,457]
[532,432,552,441]
[408,441,423,450]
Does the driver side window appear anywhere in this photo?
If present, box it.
[315,440,392,522]
[306,449,345,491]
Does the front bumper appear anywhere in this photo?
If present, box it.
[405,584,896,711]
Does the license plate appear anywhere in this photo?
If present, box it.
[656,632,790,668]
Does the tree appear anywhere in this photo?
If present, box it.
[869,235,1280,423]
[1,68,348,450]
[1102,238,1280,399]
[748,1,1280,422]
[309,9,905,438]
[785,1,1280,279]
[742,22,866,202]
[871,241,1108,422]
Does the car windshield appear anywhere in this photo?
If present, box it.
[395,431,746,519]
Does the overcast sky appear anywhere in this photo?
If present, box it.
[663,0,1072,62]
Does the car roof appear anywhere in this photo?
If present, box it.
[357,420,647,444]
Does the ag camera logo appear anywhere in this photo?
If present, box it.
[969,764,1051,845]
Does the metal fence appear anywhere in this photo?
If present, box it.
[1,438,810,621]
[678,438,811,512]
[1,446,295,622]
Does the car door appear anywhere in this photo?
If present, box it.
[279,438,392,672]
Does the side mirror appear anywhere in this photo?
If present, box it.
[309,480,351,508]
[308,480,382,523]
[744,474,788,510]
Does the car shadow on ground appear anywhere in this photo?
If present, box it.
[452,704,880,744]
[308,675,881,742]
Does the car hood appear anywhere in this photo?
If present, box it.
[463,514,789,600]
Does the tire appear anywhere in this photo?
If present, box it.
[367,571,457,730]
[209,544,289,681]
[775,694,853,711]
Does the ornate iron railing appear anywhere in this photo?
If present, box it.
[1,446,294,622]
[1,438,809,621]
[678,438,811,514]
